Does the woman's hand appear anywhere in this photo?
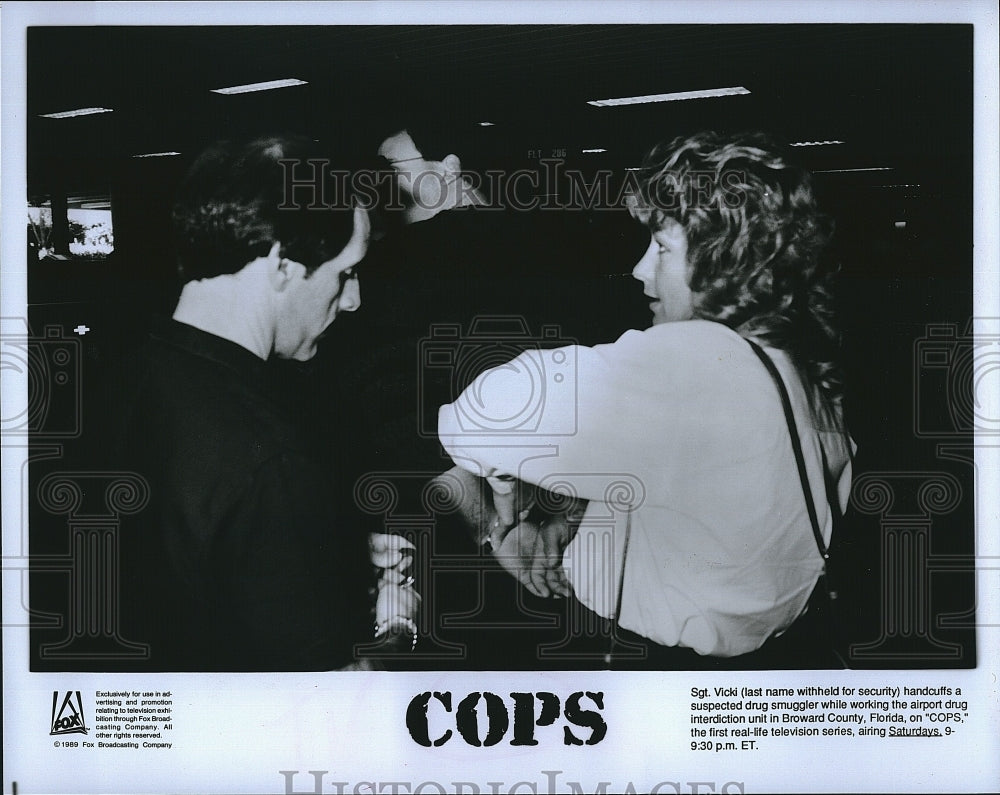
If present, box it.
[433,466,586,598]
[530,513,575,598]
[487,474,537,530]
[490,512,576,599]
[489,516,547,596]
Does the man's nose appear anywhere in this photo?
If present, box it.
[339,278,361,312]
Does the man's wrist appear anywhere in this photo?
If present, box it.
[373,616,418,651]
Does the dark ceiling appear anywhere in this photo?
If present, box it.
[27,24,971,199]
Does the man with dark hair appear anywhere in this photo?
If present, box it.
[170,135,360,285]
[376,120,489,225]
[323,116,601,670]
[346,118,518,476]
[117,135,392,671]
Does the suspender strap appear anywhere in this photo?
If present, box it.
[604,509,634,666]
[744,339,829,563]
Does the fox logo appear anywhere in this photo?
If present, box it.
[50,691,88,736]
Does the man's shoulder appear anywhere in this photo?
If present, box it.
[133,327,306,467]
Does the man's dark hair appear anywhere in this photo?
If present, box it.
[172,134,357,283]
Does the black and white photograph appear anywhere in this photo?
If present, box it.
[3,2,998,793]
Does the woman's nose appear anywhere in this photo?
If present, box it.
[632,238,657,284]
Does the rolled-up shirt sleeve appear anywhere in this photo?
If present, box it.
[438,335,654,502]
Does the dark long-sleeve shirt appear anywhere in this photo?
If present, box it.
[118,318,370,671]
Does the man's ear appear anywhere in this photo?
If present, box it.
[265,241,295,292]
[442,153,462,174]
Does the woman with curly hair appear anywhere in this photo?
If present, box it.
[437,131,854,668]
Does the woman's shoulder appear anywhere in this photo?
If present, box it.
[611,318,741,344]
[594,319,751,365]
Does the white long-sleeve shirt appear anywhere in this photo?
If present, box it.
[438,319,853,657]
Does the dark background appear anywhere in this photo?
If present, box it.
[25,25,976,670]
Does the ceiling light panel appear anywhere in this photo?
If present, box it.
[39,107,114,119]
[587,87,750,107]
[813,167,894,173]
[211,78,308,95]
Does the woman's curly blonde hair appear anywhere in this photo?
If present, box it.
[629,131,843,403]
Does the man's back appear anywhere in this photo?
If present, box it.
[118,319,370,671]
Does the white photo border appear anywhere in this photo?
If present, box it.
[3,2,998,794]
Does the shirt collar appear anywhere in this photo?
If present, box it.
[151,315,268,380]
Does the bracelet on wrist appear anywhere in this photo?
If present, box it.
[373,616,418,651]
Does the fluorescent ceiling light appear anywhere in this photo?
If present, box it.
[582,148,607,154]
[588,86,750,107]
[813,167,893,173]
[39,107,114,119]
[211,78,307,95]
[790,140,845,147]
[133,151,181,158]
[477,121,495,127]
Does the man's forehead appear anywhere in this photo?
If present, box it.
[378,130,422,162]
